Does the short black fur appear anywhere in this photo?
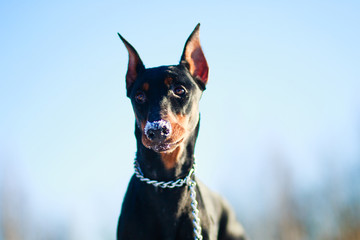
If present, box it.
[117,24,247,240]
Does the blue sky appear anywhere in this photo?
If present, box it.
[1,1,360,239]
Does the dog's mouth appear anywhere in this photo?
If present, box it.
[145,138,184,153]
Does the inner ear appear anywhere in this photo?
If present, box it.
[118,33,145,94]
[180,24,209,87]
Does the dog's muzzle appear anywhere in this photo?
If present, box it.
[144,120,172,142]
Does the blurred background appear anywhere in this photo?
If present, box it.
[1,1,360,239]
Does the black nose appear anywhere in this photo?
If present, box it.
[144,120,171,141]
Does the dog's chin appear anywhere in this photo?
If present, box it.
[151,144,174,153]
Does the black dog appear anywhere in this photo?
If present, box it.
[117,24,247,240]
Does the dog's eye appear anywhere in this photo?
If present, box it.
[173,86,186,96]
[135,92,146,104]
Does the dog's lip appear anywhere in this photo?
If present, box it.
[149,138,184,153]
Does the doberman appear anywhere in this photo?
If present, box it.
[117,24,247,240]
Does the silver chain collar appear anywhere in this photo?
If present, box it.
[134,159,203,240]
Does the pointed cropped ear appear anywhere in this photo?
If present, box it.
[118,33,145,93]
[180,24,209,88]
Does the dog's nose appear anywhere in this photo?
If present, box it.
[144,120,171,141]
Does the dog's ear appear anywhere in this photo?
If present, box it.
[118,33,145,95]
[180,23,209,89]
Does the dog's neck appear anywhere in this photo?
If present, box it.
[135,120,200,181]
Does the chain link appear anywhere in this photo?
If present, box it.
[134,160,194,188]
[189,179,203,240]
[133,159,202,240]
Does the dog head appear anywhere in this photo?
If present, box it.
[119,24,208,154]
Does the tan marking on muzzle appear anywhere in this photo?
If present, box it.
[158,113,190,169]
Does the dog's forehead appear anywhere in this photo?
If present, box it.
[141,66,170,83]
[138,65,191,87]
